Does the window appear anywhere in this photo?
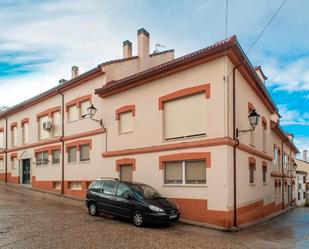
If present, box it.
[304,176,306,184]
[39,116,49,140]
[0,159,4,171]
[249,164,255,184]
[69,182,82,190]
[119,111,133,133]
[164,93,206,140]
[262,126,266,151]
[273,146,278,168]
[80,100,90,118]
[22,122,29,144]
[89,180,103,193]
[164,160,206,185]
[262,166,267,183]
[185,161,206,184]
[119,165,133,182]
[80,144,90,162]
[11,157,17,170]
[11,126,17,146]
[52,111,61,137]
[68,105,78,122]
[0,131,4,149]
[68,147,77,163]
[52,150,60,165]
[102,181,117,195]
[304,192,306,199]
[283,154,288,173]
[53,182,61,190]
[116,183,132,198]
[36,151,49,166]
[298,192,301,201]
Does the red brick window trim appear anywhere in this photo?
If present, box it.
[262,116,267,129]
[0,127,4,132]
[36,106,61,120]
[65,94,92,111]
[116,158,136,172]
[21,118,29,126]
[10,122,18,130]
[262,161,267,169]
[0,155,4,160]
[115,105,136,120]
[65,139,92,152]
[35,145,61,156]
[158,83,211,110]
[10,153,17,160]
[248,157,256,168]
[159,152,211,169]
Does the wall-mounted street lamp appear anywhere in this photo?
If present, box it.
[236,109,260,138]
[291,161,297,170]
[83,104,104,127]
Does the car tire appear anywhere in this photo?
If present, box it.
[88,202,98,216]
[132,211,144,227]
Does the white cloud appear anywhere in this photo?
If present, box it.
[294,136,309,156]
[278,104,309,126]
[263,57,309,92]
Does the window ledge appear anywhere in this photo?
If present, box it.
[249,183,256,186]
[163,184,207,187]
[119,131,133,135]
[67,162,77,165]
[263,182,267,185]
[80,160,90,164]
[163,134,207,143]
[52,164,60,166]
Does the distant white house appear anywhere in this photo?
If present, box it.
[296,150,309,206]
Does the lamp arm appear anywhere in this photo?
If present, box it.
[236,127,255,138]
[90,117,104,128]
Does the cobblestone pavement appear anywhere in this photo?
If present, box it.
[0,185,308,249]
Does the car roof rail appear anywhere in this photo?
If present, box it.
[96,177,119,181]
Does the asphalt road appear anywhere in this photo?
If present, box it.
[0,185,308,249]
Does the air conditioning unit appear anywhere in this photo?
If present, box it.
[43,121,53,132]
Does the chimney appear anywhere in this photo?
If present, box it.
[255,66,268,84]
[303,150,308,162]
[137,28,150,71]
[59,79,67,85]
[71,66,79,79]
[123,40,132,58]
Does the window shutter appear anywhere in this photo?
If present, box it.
[164,93,206,139]
[119,111,133,133]
[120,165,133,182]
[68,105,78,122]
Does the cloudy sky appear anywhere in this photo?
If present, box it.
[0,0,308,153]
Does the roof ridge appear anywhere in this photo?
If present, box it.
[98,35,237,90]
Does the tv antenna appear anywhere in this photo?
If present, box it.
[154,43,166,53]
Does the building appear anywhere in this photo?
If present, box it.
[0,29,299,229]
[295,150,309,206]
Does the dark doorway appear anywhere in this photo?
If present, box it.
[22,159,31,184]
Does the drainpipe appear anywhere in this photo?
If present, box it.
[232,60,243,227]
[57,90,65,195]
[281,139,284,209]
[4,117,8,182]
[289,148,292,205]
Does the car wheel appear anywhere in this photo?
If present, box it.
[88,202,98,216]
[132,211,144,227]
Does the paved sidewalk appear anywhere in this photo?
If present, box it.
[0,184,308,249]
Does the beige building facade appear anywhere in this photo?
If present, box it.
[0,29,299,229]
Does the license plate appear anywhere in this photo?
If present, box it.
[169,214,177,219]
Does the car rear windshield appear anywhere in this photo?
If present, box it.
[130,184,162,199]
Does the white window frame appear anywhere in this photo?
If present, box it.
[163,160,207,186]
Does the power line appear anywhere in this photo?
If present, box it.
[246,0,288,54]
[225,0,229,39]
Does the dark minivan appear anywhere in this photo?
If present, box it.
[85,178,180,226]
